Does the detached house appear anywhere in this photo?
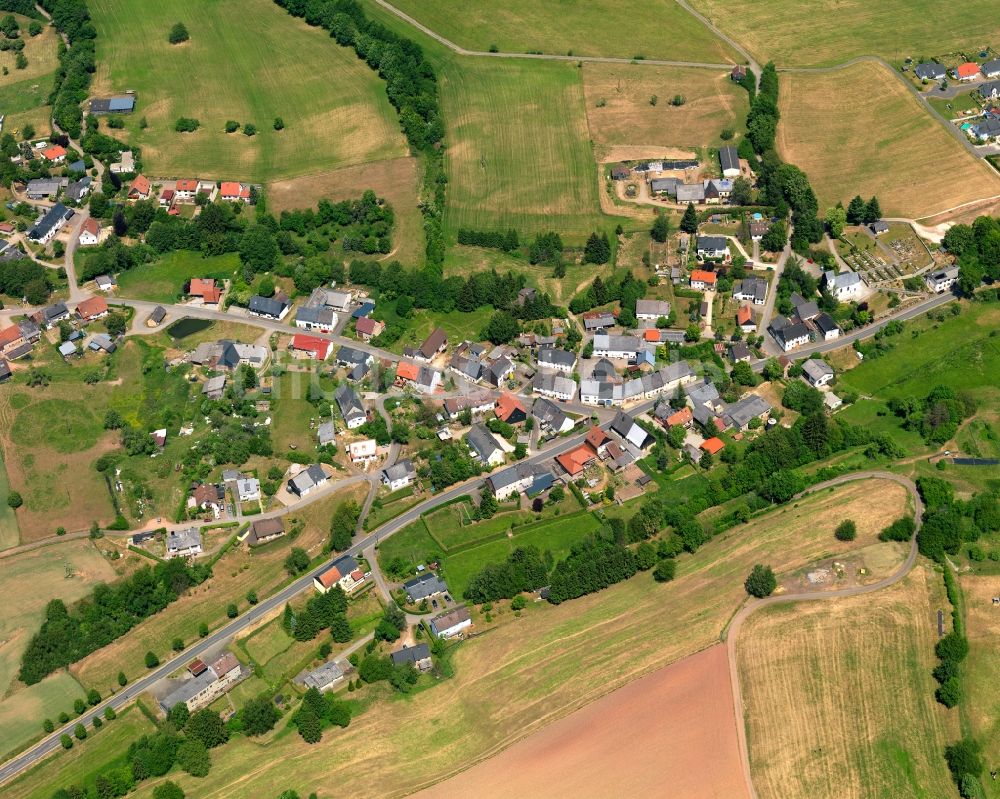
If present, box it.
[537,346,576,373]
[823,270,866,301]
[288,464,329,497]
[635,299,671,322]
[494,393,527,425]
[465,424,505,467]
[802,358,834,387]
[416,327,448,362]
[954,62,981,81]
[220,182,251,203]
[382,460,416,491]
[335,383,367,429]
[737,303,756,333]
[733,276,767,305]
[532,397,573,433]
[355,316,383,341]
[295,305,337,333]
[189,278,222,305]
[696,236,729,260]
[128,174,151,200]
[914,62,946,81]
[28,203,73,244]
[76,295,109,322]
[166,528,203,559]
[925,265,959,293]
[78,217,101,247]
[248,294,290,320]
[689,269,718,290]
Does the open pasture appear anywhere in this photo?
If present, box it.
[89,0,407,182]
[777,62,1000,219]
[959,575,1000,799]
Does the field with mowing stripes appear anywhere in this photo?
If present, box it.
[439,58,609,243]
[777,61,1000,218]
[89,0,408,182]
[0,14,59,138]
[738,566,956,799]
[387,0,739,63]
[690,0,1000,66]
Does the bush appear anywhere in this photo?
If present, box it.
[7,490,22,508]
[834,519,857,542]
[174,117,199,132]
[879,516,915,542]
[243,123,257,137]
[224,120,239,133]
[145,651,159,668]
[744,564,777,598]
[653,558,677,582]
[60,734,72,750]
[153,781,185,799]
[227,603,238,619]
[168,22,189,44]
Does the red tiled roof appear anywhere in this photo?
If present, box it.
[0,325,22,348]
[220,181,250,199]
[691,269,717,285]
[0,222,15,233]
[556,445,594,476]
[176,179,198,191]
[189,278,221,303]
[643,329,661,342]
[290,334,331,359]
[666,407,692,427]
[82,218,101,237]
[316,566,342,588]
[494,392,526,422]
[737,304,753,325]
[160,189,175,201]
[396,361,420,382]
[355,317,380,336]
[76,296,108,320]
[42,145,67,160]
[956,62,980,78]
[701,437,724,455]
[585,426,610,452]
[130,174,151,196]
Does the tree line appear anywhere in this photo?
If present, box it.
[942,213,1000,294]
[19,559,210,685]
[40,0,96,139]
[568,271,647,325]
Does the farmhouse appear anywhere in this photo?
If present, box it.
[823,270,866,300]
[802,358,835,387]
[289,333,331,361]
[610,410,652,449]
[914,62,946,81]
[349,439,378,464]
[248,294,290,320]
[635,299,671,322]
[27,203,73,244]
[704,178,733,204]
[355,316,384,341]
[416,327,448,362]
[925,265,959,293]
[532,371,576,401]
[487,462,554,500]
[202,375,226,399]
[76,296,109,321]
[593,334,640,359]
[494,393,527,424]
[25,178,64,199]
[246,517,285,547]
[719,145,740,178]
[90,95,136,113]
[159,652,243,713]
[732,276,767,305]
[532,396,573,433]
[443,393,494,419]
[188,278,222,305]
[220,182,251,202]
[690,269,718,290]
[696,236,729,260]
[166,528,203,559]
[537,346,576,373]
[299,660,346,692]
[404,572,449,602]
[466,424,505,467]
[430,606,472,638]
[484,355,515,387]
[382,459,416,491]
[288,464,329,497]
[582,311,616,331]
[335,383,367,429]
[79,217,101,246]
[295,305,337,333]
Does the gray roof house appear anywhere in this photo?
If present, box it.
[802,358,835,386]
[336,345,372,368]
[295,305,336,330]
[532,396,572,433]
[248,294,289,320]
[914,62,946,81]
[403,572,448,602]
[732,277,767,305]
[390,643,432,671]
[676,183,706,203]
[299,660,345,692]
[635,299,671,320]
[287,464,328,497]
[317,421,336,446]
[335,384,367,429]
[66,177,92,202]
[537,347,576,372]
[382,459,416,489]
[466,424,505,466]
[202,375,227,398]
[27,203,74,244]
[722,394,772,430]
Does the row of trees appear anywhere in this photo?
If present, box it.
[888,385,975,444]
[41,0,95,138]
[568,270,647,323]
[941,214,1000,294]
[282,584,353,643]
[20,559,210,684]
[463,546,550,603]
[546,536,638,604]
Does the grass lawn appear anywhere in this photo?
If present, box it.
[0,672,86,763]
[438,57,609,244]
[582,63,749,152]
[0,448,21,548]
[960,574,1000,799]
[688,0,1000,66]
[376,306,494,356]
[956,418,1000,459]
[89,0,408,182]
[0,14,57,138]
[120,478,911,799]
[365,489,422,531]
[835,399,933,456]
[111,250,241,304]
[270,371,325,453]
[385,0,737,63]
[927,91,982,119]
[4,706,156,799]
[777,61,1000,218]
[376,516,441,568]
[738,566,956,799]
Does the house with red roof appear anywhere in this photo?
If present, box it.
[220,182,251,203]
[494,393,527,424]
[585,426,611,457]
[664,407,693,428]
[128,174,151,200]
[954,62,981,81]
[355,316,384,341]
[290,334,331,361]
[188,278,222,305]
[395,361,420,384]
[690,269,718,290]
[701,437,725,455]
[76,295,109,321]
[174,179,199,200]
[159,188,175,210]
[737,303,756,333]
[79,217,101,247]
[42,145,67,163]
[0,324,25,355]
[556,444,596,476]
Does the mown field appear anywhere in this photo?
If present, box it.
[0,13,58,139]
[0,450,20,548]
[89,0,408,182]
[777,62,1000,219]
[689,0,1000,66]
[386,0,738,63]
[106,478,911,799]
[582,64,749,152]
[0,13,58,85]
[961,575,1000,799]
[738,566,956,799]
[110,251,241,304]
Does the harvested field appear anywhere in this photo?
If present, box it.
[415,643,747,799]
[959,575,1000,799]
[89,0,407,182]
[689,0,1000,66]
[386,0,738,63]
[583,64,749,150]
[118,478,910,799]
[267,157,424,265]
[777,62,1000,218]
[738,566,957,799]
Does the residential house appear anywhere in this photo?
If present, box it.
[486,462,553,501]
[188,278,222,305]
[66,177,92,202]
[532,397,573,434]
[690,269,718,290]
[676,183,706,204]
[635,299,671,322]
[34,302,70,328]
[313,555,363,594]
[925,265,959,293]
[770,316,810,352]
[396,361,442,394]
[792,298,820,323]
[802,358,835,387]
[202,375,227,399]
[914,62,946,81]
[585,426,612,457]
[650,177,679,196]
[532,371,576,401]
[166,528,203,559]
[814,312,840,341]
[466,424,505,467]
[449,351,484,383]
[189,482,224,514]
[219,182,251,203]
[494,393,527,424]
[719,145,740,178]
[295,305,337,333]
[537,346,576,373]
[416,327,448,362]
[722,394,772,430]
[248,294,290,320]
[696,236,729,260]
[190,340,267,370]
[382,460,416,491]
[79,218,101,246]
[442,393,494,419]
[390,643,433,672]
[76,296,108,322]
[430,606,472,638]
[159,652,243,713]
[158,188,175,210]
[980,79,1000,100]
[349,438,378,464]
[128,174,151,200]
[954,62,981,81]
[403,572,448,603]
[733,276,767,305]
[593,334,640,360]
[485,356,515,388]
[289,333,331,361]
[336,345,373,374]
[660,404,693,429]
[611,164,630,180]
[620,361,695,401]
[335,384,367,429]
[174,179,199,200]
[236,477,261,502]
[42,144,67,163]
[729,341,752,363]
[688,378,725,427]
[704,178,733,204]
[737,304,756,333]
[355,316,383,341]
[556,444,596,476]
[731,65,747,81]
[287,464,329,497]
[610,411,652,449]
[299,660,346,692]
[823,270,866,301]
[970,117,1000,142]
[749,220,769,241]
[27,203,73,244]
[701,437,725,456]
[982,59,1000,78]
[17,318,41,344]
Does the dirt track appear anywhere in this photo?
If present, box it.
[411,643,748,799]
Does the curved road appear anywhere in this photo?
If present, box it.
[724,471,924,799]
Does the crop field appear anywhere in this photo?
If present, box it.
[118,477,909,799]
[89,0,408,182]
[439,57,610,244]
[582,64,749,152]
[111,251,241,304]
[738,566,956,799]
[387,0,738,63]
[6,706,156,799]
[689,0,1000,66]
[777,62,1000,219]
[267,156,425,265]
[959,575,1000,798]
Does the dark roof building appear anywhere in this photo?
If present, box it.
[403,572,448,601]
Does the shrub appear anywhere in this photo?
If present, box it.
[653,558,677,582]
[879,516,915,542]
[145,651,159,668]
[835,519,857,542]
[168,22,189,44]
[243,123,257,136]
[174,117,200,132]
[7,490,22,508]
[224,120,239,133]
[744,564,777,598]
[60,734,72,749]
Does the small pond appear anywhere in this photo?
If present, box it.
[166,318,214,340]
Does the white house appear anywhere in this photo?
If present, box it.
[236,477,261,502]
[814,312,840,341]
[635,299,671,322]
[536,347,576,374]
[349,439,378,464]
[166,528,203,559]
[802,358,834,387]
[430,606,472,638]
[592,334,640,360]
[78,218,101,247]
[925,266,959,293]
[531,371,576,401]
[823,270,866,301]
[382,460,416,491]
[696,236,730,260]
[295,306,337,333]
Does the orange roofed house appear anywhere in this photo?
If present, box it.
[701,437,725,455]
[690,269,718,290]
[220,182,251,203]
[663,406,692,429]
[737,303,756,333]
[494,393,527,424]
[76,295,109,321]
[174,179,199,200]
[42,145,67,163]
[556,444,596,477]
[129,174,151,200]
[290,333,331,361]
[585,425,611,457]
[954,62,981,81]
[188,278,222,305]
